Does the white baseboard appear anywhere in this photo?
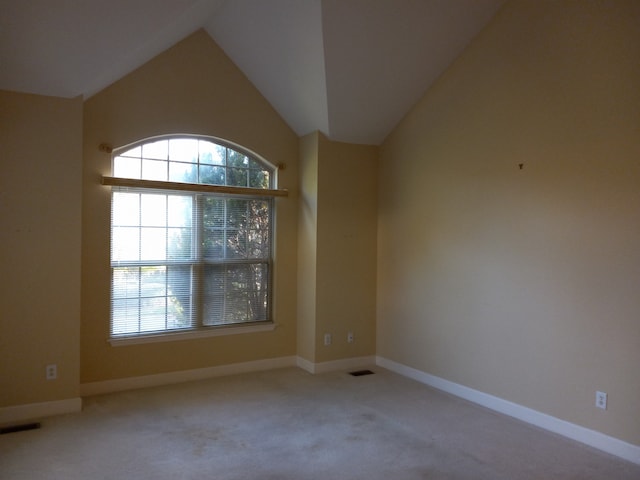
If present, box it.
[81,354,375,397]
[296,356,316,373]
[296,355,376,374]
[80,356,297,396]
[376,356,640,466]
[0,397,82,425]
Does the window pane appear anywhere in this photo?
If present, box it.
[141,266,166,297]
[202,263,269,325]
[226,199,247,258]
[113,156,141,179]
[169,138,198,163]
[140,228,166,261]
[141,195,166,226]
[202,197,224,228]
[137,267,168,332]
[167,196,192,227]
[203,264,223,325]
[199,141,225,165]
[112,227,139,262]
[249,263,269,322]
[247,200,270,259]
[113,267,140,299]
[203,265,224,295]
[203,229,224,259]
[226,229,247,259]
[223,294,249,324]
[203,294,224,325]
[249,170,269,189]
[226,167,248,186]
[248,158,264,170]
[199,164,225,185]
[142,140,168,160]
[168,227,192,260]
[248,229,268,258]
[142,159,167,181]
[169,161,197,183]
[112,192,139,226]
[227,199,248,229]
[120,146,141,158]
[112,298,140,334]
[227,150,248,167]
[168,295,192,329]
[167,266,192,296]
[140,298,167,332]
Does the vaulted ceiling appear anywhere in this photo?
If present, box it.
[0,0,505,144]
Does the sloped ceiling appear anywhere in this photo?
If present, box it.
[0,0,505,145]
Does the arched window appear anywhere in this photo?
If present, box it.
[105,135,285,340]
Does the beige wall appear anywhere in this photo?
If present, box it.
[315,134,377,362]
[81,30,299,383]
[297,133,320,362]
[0,90,82,407]
[298,132,378,363]
[378,0,640,445]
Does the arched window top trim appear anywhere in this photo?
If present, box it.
[113,134,277,173]
[103,134,288,198]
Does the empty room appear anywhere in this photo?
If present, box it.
[1,1,639,478]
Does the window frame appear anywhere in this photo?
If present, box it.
[105,135,285,345]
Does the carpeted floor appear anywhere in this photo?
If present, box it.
[1,367,639,479]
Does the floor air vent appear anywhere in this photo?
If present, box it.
[0,422,41,435]
[349,369,375,376]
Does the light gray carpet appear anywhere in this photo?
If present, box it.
[1,367,638,479]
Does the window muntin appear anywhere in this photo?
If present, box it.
[110,136,274,338]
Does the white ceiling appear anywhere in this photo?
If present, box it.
[0,0,505,145]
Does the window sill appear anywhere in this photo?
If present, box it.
[109,322,277,346]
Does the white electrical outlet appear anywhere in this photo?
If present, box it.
[596,391,607,410]
[324,333,331,346]
[46,364,57,380]
[347,332,354,343]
